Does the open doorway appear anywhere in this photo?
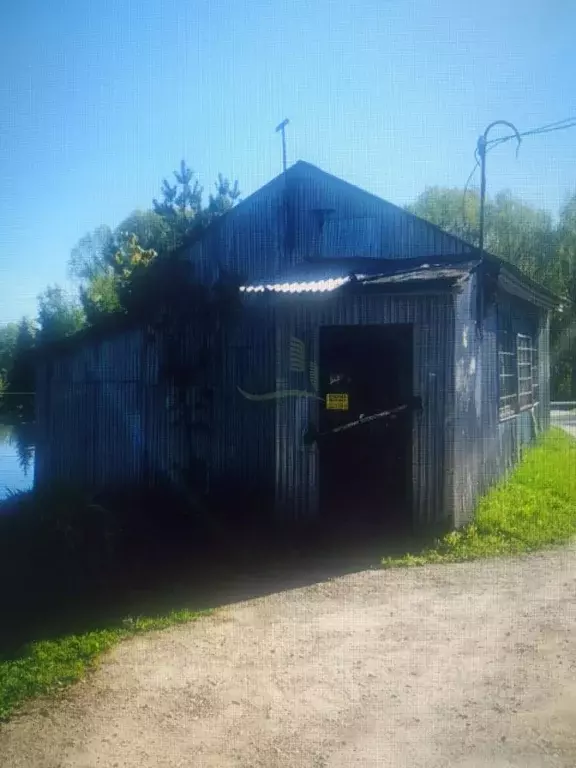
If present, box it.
[317,324,414,536]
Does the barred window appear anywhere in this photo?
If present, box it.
[532,339,540,405]
[517,334,534,410]
[498,327,518,420]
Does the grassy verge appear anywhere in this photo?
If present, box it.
[383,427,576,568]
[0,608,210,722]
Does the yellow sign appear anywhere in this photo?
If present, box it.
[326,393,349,411]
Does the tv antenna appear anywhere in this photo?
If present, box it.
[275,118,290,173]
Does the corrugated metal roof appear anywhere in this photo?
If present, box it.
[239,257,478,295]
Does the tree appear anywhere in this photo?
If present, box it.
[67,213,169,297]
[408,187,481,245]
[206,173,241,218]
[408,186,557,279]
[108,234,158,315]
[79,272,123,324]
[152,160,204,248]
[0,322,19,379]
[114,210,172,253]
[152,161,241,248]
[68,225,115,283]
[550,192,576,398]
[63,161,242,335]
[487,191,557,285]
[36,286,86,345]
[0,318,37,423]
[410,185,576,399]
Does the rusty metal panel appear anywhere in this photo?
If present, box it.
[273,291,455,528]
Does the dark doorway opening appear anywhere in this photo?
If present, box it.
[318,324,414,536]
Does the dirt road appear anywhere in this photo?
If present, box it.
[2,547,576,767]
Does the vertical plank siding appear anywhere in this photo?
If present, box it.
[453,276,551,527]
[288,163,474,263]
[34,318,277,503]
[273,291,455,529]
[33,163,553,533]
[181,162,473,284]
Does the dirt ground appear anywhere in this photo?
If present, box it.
[2,545,576,768]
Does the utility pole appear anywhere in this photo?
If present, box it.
[275,118,290,173]
[476,120,521,257]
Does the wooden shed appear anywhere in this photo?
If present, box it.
[34,162,558,534]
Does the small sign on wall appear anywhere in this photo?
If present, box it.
[326,393,349,411]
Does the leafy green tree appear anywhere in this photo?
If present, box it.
[410,185,576,399]
[68,225,115,283]
[109,234,158,314]
[36,286,86,345]
[550,193,576,398]
[487,191,558,284]
[67,162,241,330]
[0,322,19,380]
[408,187,481,245]
[408,187,557,279]
[79,272,123,324]
[0,318,37,423]
[114,210,172,253]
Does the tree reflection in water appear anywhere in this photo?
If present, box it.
[0,420,36,476]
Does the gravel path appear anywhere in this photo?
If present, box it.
[2,546,576,767]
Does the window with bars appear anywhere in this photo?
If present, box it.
[532,339,540,406]
[517,334,534,410]
[498,328,540,421]
[498,327,518,420]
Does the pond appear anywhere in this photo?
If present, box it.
[0,422,35,500]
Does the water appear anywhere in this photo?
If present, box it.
[0,422,35,500]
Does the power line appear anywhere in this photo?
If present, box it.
[462,116,576,220]
[486,117,576,148]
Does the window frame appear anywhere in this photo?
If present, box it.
[498,321,518,422]
[498,327,540,422]
[517,333,535,412]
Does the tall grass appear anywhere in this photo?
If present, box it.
[383,428,576,567]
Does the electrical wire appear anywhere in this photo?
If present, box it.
[462,116,576,220]
[486,117,576,148]
[462,141,505,221]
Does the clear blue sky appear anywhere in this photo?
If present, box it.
[1,0,574,324]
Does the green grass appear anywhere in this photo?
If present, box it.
[0,608,210,722]
[383,427,576,568]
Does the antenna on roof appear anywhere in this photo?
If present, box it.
[275,118,290,173]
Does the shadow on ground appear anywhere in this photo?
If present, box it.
[0,522,436,660]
